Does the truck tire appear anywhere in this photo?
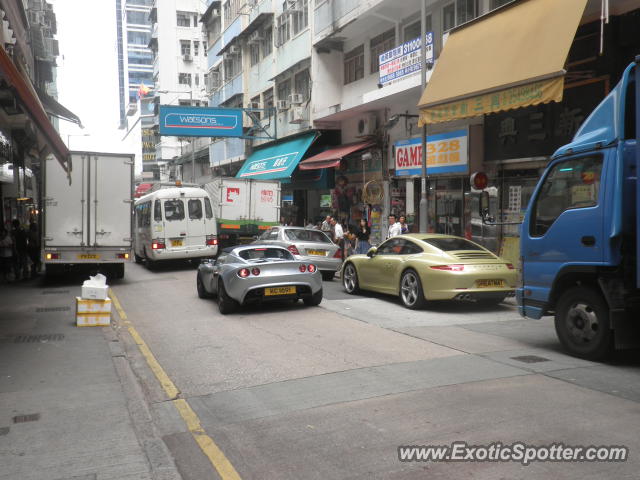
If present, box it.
[113,263,125,279]
[134,252,143,264]
[555,286,613,360]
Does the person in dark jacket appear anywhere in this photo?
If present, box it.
[355,218,371,254]
[11,219,28,280]
[27,221,40,278]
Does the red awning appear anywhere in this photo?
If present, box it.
[0,47,70,172]
[135,183,154,197]
[298,141,376,170]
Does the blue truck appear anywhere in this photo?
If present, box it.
[518,57,640,360]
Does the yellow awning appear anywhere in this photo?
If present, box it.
[418,0,588,125]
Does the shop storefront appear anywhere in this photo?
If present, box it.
[299,141,385,244]
[394,127,477,238]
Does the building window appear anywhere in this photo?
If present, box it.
[263,26,273,56]
[292,0,309,35]
[178,73,192,86]
[224,0,242,25]
[177,11,191,27]
[249,42,260,65]
[456,0,477,25]
[344,45,364,85]
[294,69,310,102]
[370,28,395,74]
[277,79,291,104]
[404,15,432,42]
[250,94,261,119]
[491,0,511,10]
[443,3,455,32]
[276,13,290,46]
[126,10,148,24]
[203,41,208,56]
[263,88,274,116]
[194,41,199,56]
[180,40,191,55]
[195,74,199,86]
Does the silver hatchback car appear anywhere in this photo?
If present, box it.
[255,226,341,280]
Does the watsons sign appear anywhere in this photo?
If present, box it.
[379,33,433,86]
[159,106,243,137]
[395,129,468,176]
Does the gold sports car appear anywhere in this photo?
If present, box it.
[341,234,517,309]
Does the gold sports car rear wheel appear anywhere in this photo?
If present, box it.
[400,269,426,309]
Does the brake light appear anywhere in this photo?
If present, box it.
[46,253,60,260]
[333,249,342,259]
[307,264,316,273]
[238,268,250,278]
[116,253,130,259]
[288,245,300,255]
[206,235,218,246]
[506,263,515,270]
[430,264,465,272]
[151,239,166,250]
[299,264,307,273]
[251,267,260,276]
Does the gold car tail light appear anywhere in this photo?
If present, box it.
[430,264,465,272]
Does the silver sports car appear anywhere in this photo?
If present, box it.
[196,245,323,314]
[254,226,341,280]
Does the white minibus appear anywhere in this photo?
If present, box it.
[134,187,218,265]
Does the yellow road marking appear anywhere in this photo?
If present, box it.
[109,288,242,480]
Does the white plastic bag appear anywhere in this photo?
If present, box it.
[83,273,108,287]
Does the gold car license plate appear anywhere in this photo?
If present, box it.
[171,239,183,247]
[77,254,100,260]
[308,249,326,256]
[476,279,505,288]
[265,286,296,296]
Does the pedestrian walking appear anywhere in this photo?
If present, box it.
[0,227,13,282]
[386,214,402,239]
[11,219,29,280]
[27,221,41,278]
[355,218,371,254]
[321,215,332,233]
[399,215,409,234]
[331,217,345,258]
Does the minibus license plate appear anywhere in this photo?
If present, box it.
[171,239,183,247]
[476,279,505,288]
[78,254,100,260]
[265,286,296,296]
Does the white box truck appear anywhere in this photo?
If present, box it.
[203,178,280,249]
[42,151,134,278]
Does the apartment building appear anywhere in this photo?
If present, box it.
[0,0,75,226]
[148,0,209,181]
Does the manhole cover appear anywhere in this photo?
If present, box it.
[511,355,550,364]
[42,290,69,295]
[13,413,40,424]
[14,334,65,343]
[36,306,71,313]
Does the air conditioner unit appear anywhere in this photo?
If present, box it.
[276,99,289,110]
[247,101,261,109]
[288,93,304,105]
[183,54,193,62]
[229,45,241,55]
[28,11,45,25]
[357,114,377,136]
[248,31,263,44]
[288,106,307,124]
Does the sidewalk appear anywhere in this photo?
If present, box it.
[0,275,180,480]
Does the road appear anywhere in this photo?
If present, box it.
[109,261,640,480]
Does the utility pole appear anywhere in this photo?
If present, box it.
[419,0,428,233]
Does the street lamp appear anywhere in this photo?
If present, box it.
[156,89,197,183]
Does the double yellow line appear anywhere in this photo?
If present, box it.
[110,289,242,480]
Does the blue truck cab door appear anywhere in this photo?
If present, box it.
[519,151,610,318]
